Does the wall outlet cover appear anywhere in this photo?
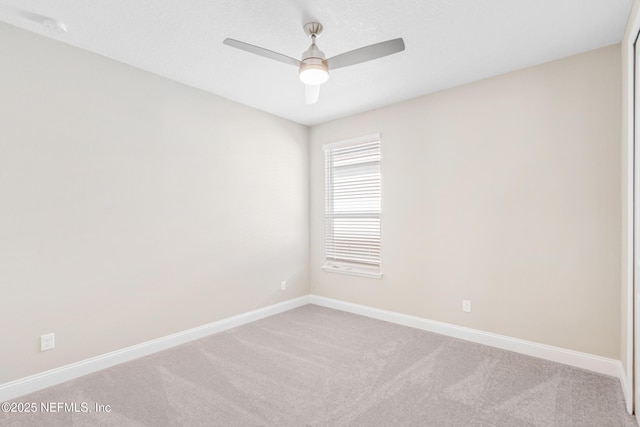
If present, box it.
[462,300,472,313]
[41,333,55,351]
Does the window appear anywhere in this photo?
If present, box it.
[323,134,382,278]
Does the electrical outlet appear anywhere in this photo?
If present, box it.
[41,333,55,351]
[462,300,472,313]
[281,281,287,291]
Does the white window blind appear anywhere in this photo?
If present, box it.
[323,134,381,278]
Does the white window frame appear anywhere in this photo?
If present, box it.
[322,133,382,279]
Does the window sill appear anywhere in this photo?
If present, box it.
[321,263,383,279]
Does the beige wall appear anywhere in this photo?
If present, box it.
[310,45,622,358]
[0,23,309,384]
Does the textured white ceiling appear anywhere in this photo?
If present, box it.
[0,0,633,126]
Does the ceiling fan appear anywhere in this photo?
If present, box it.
[223,22,405,105]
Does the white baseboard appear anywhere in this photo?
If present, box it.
[0,296,310,402]
[309,295,621,378]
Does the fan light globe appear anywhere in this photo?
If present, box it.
[299,58,329,85]
[299,67,329,85]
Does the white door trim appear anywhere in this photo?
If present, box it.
[623,3,640,415]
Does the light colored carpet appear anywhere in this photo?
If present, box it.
[1,305,635,426]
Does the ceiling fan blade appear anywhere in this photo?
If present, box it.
[305,84,321,105]
[326,38,405,70]
[223,38,301,67]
